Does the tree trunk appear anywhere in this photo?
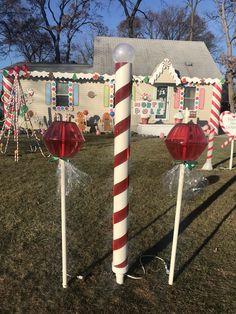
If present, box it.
[227,71,235,112]
[220,0,235,112]
[189,10,194,41]
[54,41,61,63]
[65,37,72,63]
[128,17,134,38]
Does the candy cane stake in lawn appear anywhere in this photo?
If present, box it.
[112,43,135,285]
[202,82,222,170]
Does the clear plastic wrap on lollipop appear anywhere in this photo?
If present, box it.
[57,161,91,196]
[162,164,208,200]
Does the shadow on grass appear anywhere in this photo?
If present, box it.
[69,175,235,285]
[128,175,236,275]
[206,175,220,185]
[175,204,236,280]
[69,203,175,284]
[213,153,236,169]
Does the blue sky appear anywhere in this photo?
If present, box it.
[0,0,230,69]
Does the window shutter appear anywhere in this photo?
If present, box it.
[103,85,110,107]
[199,87,205,109]
[174,88,180,109]
[45,82,51,105]
[73,83,79,106]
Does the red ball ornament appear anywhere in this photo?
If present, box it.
[43,121,84,158]
[165,123,207,161]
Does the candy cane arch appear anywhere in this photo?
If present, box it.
[112,44,134,285]
[202,82,222,170]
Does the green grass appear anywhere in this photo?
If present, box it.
[0,134,235,313]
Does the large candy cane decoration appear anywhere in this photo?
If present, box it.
[0,66,29,152]
[202,82,222,170]
[2,74,14,129]
[112,44,134,285]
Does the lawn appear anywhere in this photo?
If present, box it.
[0,134,235,313]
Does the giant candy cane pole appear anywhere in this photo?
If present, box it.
[2,74,14,130]
[202,82,222,170]
[112,44,135,285]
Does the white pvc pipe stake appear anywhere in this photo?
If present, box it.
[184,108,189,123]
[60,159,67,288]
[116,273,125,285]
[169,163,185,285]
[229,139,234,170]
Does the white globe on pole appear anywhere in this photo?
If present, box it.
[112,43,135,63]
[112,43,135,285]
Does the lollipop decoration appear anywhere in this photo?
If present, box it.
[165,123,207,285]
[43,121,84,288]
[112,43,135,285]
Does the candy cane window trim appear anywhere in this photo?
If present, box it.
[194,87,200,110]
[51,80,74,111]
[109,82,115,112]
[179,87,185,110]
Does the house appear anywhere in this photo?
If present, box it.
[2,36,223,135]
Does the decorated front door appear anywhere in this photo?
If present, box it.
[155,85,168,120]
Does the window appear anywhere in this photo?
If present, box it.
[184,87,195,110]
[56,82,68,106]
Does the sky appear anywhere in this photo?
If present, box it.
[0,0,231,70]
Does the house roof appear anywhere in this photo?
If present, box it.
[92,36,222,79]
[3,62,93,73]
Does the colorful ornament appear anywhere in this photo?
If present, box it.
[27,88,34,97]
[92,73,99,80]
[143,76,149,83]
[72,73,78,80]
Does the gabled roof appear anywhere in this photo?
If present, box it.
[93,36,222,79]
[149,58,181,85]
[3,62,92,73]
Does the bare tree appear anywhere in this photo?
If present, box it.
[115,0,147,38]
[185,0,203,41]
[29,0,101,63]
[0,0,26,57]
[77,23,111,64]
[139,6,216,52]
[117,16,143,37]
[211,0,236,112]
[140,11,161,39]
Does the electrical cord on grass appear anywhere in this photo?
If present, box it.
[126,255,169,280]
[67,255,169,283]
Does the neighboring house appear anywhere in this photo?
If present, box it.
[2,36,223,134]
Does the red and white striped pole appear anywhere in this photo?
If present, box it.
[2,73,14,130]
[112,43,135,285]
[202,82,222,170]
